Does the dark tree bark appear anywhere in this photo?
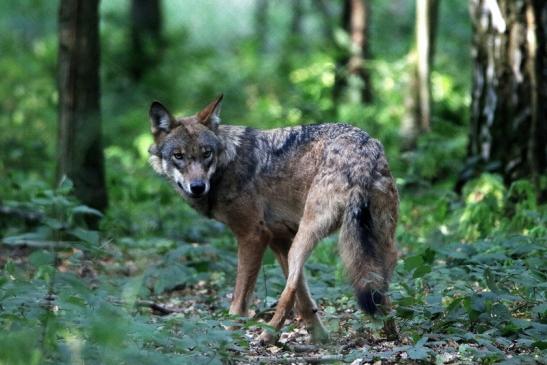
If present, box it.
[402,0,440,148]
[290,0,304,36]
[255,0,269,53]
[130,0,162,81]
[461,0,546,200]
[57,0,108,214]
[333,0,373,104]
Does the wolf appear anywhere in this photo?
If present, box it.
[147,95,399,344]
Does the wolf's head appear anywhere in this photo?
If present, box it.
[147,95,224,199]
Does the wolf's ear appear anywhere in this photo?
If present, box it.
[149,101,175,140]
[197,94,223,131]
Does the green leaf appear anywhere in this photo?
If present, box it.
[490,303,511,322]
[415,335,428,347]
[407,345,430,360]
[500,322,520,336]
[531,340,547,350]
[524,322,547,339]
[56,175,74,194]
[29,250,55,267]
[532,303,547,322]
[404,255,424,271]
[413,264,431,278]
[62,294,87,308]
[483,267,501,293]
[89,306,128,348]
[3,228,52,245]
[34,265,55,281]
[43,217,64,230]
[72,205,103,217]
[422,248,436,264]
[4,260,16,276]
[69,228,100,245]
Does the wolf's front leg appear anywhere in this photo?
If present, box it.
[229,232,268,318]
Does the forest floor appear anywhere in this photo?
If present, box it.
[144,278,544,365]
[2,232,544,365]
[1,176,545,364]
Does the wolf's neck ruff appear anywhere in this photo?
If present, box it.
[216,125,246,168]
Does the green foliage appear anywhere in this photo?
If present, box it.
[2,178,102,253]
[1,183,242,364]
[402,121,467,182]
[458,174,546,240]
[388,235,546,363]
[1,0,546,363]
[0,1,57,180]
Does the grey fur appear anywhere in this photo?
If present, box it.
[148,99,399,343]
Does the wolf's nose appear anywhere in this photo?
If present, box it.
[190,181,206,195]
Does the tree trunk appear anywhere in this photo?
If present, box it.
[401,0,439,148]
[462,0,546,200]
[333,0,373,104]
[57,0,108,214]
[130,0,162,81]
[290,0,304,36]
[255,0,269,53]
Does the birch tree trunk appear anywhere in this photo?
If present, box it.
[401,0,439,148]
[57,0,108,214]
[334,0,373,104]
[463,0,546,200]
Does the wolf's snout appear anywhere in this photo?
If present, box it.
[190,181,207,196]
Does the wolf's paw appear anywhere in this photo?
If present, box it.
[258,329,277,345]
[224,324,241,331]
[382,318,399,340]
[309,324,329,344]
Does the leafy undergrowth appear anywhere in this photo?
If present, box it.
[0,175,545,365]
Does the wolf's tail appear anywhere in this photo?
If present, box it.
[338,177,398,315]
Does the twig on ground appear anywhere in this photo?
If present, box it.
[246,354,345,364]
[136,300,181,315]
[285,343,318,353]
[253,301,278,319]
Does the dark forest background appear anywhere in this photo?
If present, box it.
[0,1,545,364]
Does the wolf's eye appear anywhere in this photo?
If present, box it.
[173,152,184,160]
[203,150,212,159]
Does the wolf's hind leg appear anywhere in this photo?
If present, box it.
[294,272,328,343]
[259,190,341,344]
[379,296,398,340]
[273,248,328,343]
